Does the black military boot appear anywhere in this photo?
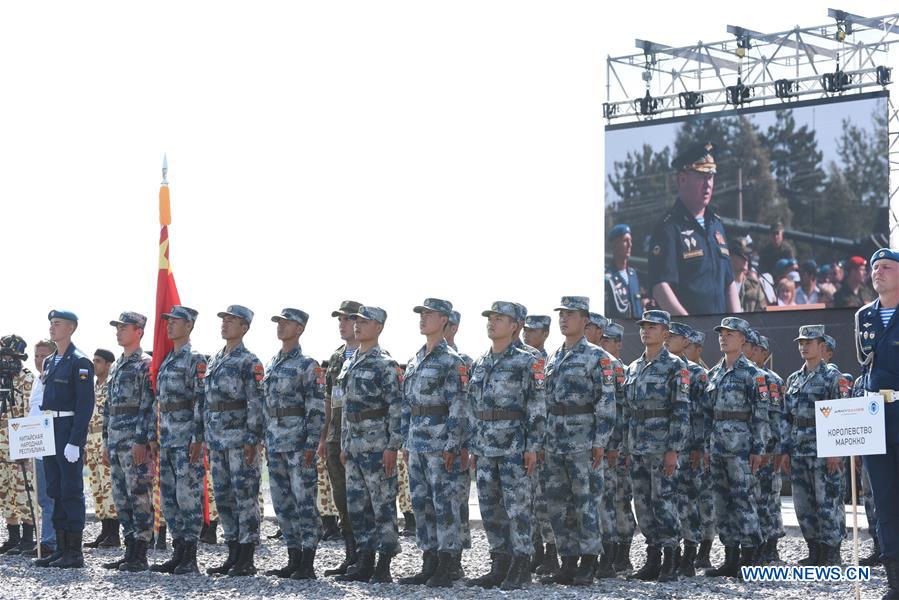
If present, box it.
[151,538,185,573]
[155,525,168,550]
[542,554,578,584]
[705,545,740,577]
[7,523,35,555]
[50,530,84,569]
[468,552,510,588]
[882,557,899,600]
[449,551,464,580]
[657,546,678,582]
[199,519,218,545]
[818,543,842,566]
[530,541,544,572]
[173,541,199,575]
[99,519,121,548]
[369,551,394,583]
[694,538,713,569]
[35,530,66,567]
[399,549,438,584]
[571,554,597,586]
[267,529,283,540]
[24,543,55,558]
[0,525,21,554]
[401,512,416,537]
[265,547,300,578]
[290,547,317,580]
[628,545,661,581]
[500,554,531,590]
[798,540,820,566]
[596,542,618,579]
[325,532,357,576]
[425,551,454,588]
[535,543,559,576]
[101,534,133,570]
[678,541,697,577]
[859,537,881,566]
[227,543,257,577]
[613,541,633,572]
[119,539,149,572]
[84,520,109,549]
[768,537,781,563]
[320,516,340,541]
[206,540,239,575]
[335,549,375,582]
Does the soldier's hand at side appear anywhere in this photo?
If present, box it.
[316,440,327,461]
[132,443,148,465]
[523,452,537,476]
[149,441,159,464]
[760,454,771,468]
[538,450,545,465]
[592,447,605,470]
[383,450,397,477]
[826,457,844,474]
[443,451,457,473]
[303,449,315,468]
[663,450,677,476]
[749,453,762,475]
[690,450,702,471]
[189,442,203,464]
[460,448,470,470]
[703,453,710,471]
[243,444,258,466]
[102,448,110,467]
[469,454,477,471]
[606,449,619,468]
[340,451,347,466]
[781,454,791,475]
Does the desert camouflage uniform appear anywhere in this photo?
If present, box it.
[0,370,34,524]
[84,377,116,520]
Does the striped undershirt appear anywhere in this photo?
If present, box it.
[881,307,896,328]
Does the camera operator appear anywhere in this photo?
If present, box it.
[26,340,58,557]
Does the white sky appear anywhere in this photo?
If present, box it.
[4,0,897,366]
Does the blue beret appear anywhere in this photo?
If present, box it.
[48,309,78,323]
[870,247,899,267]
[609,224,631,240]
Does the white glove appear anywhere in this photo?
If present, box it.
[64,444,80,463]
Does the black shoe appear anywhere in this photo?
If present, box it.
[24,543,55,558]
[613,541,633,573]
[571,554,597,586]
[206,540,239,575]
[535,543,559,576]
[628,545,661,581]
[320,516,341,541]
[7,524,35,556]
[155,525,168,551]
[102,535,134,570]
[118,539,149,572]
[34,531,66,568]
[173,541,199,575]
[658,546,678,582]
[99,520,121,548]
[267,529,283,540]
[369,552,394,583]
[882,557,899,600]
[530,542,544,572]
[0,525,21,554]
[694,539,713,569]
[50,530,85,569]
[541,555,578,584]
[84,520,109,549]
[425,551,455,588]
[335,550,375,582]
[500,554,531,590]
[449,551,464,580]
[798,540,820,566]
[227,543,257,577]
[468,552,510,589]
[199,520,218,545]
[678,542,697,578]
[400,512,416,537]
[705,545,740,577]
[596,542,618,579]
[818,543,842,566]
[290,547,317,580]
[767,537,781,563]
[151,538,185,573]
[399,549,438,585]
[859,538,881,566]
[324,532,357,576]
[266,547,301,578]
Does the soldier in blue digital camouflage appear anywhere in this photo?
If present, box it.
[783,324,851,567]
[398,299,469,588]
[703,316,769,578]
[261,308,326,580]
[624,309,690,582]
[100,311,156,573]
[522,316,551,363]
[599,321,637,575]
[511,304,542,360]
[202,305,265,577]
[540,297,616,586]
[148,305,207,575]
[584,312,605,346]
[664,321,708,577]
[335,306,403,584]
[466,301,545,591]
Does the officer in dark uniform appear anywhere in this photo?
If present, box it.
[856,248,899,599]
[34,310,95,569]
[647,142,739,316]
[605,224,641,319]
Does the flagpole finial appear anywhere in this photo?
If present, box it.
[162,154,169,185]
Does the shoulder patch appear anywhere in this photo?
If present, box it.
[600,357,611,368]
[396,366,405,383]
[253,363,264,382]
[458,365,469,385]
[196,362,207,380]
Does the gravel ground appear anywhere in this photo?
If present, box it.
[0,520,888,600]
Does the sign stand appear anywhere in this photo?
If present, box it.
[850,456,860,600]
[33,458,40,560]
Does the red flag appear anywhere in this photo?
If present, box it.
[152,161,180,386]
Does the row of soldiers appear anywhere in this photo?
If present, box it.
[5,298,864,589]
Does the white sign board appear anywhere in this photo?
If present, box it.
[8,415,56,460]
[815,395,886,457]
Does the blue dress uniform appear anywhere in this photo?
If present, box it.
[856,248,899,598]
[38,310,95,567]
[605,224,641,319]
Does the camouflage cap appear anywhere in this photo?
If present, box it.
[513,303,528,323]
[668,322,694,339]
[757,334,770,352]
[714,316,751,336]
[217,305,254,325]
[870,247,899,267]
[48,309,78,323]
[673,142,716,174]
[745,329,761,346]
[729,237,751,261]
[93,348,115,363]
[524,315,551,330]
[110,311,148,328]
[351,306,387,324]
[271,308,310,326]
[413,298,453,317]
[331,300,363,318]
[687,329,706,346]
[588,312,607,328]
[602,322,624,341]
[161,305,199,322]
[823,334,836,351]
[448,310,461,326]
[794,324,825,342]
[554,296,590,313]
[482,301,524,321]
[636,309,671,327]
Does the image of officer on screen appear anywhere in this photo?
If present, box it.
[647,142,739,316]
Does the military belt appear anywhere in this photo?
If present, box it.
[345,407,389,423]
[548,404,594,416]
[160,400,193,413]
[410,405,449,417]
[207,400,247,412]
[795,417,817,428]
[881,389,897,403]
[268,406,305,418]
[475,409,524,421]
[714,410,751,422]
[109,405,140,416]
[634,408,670,420]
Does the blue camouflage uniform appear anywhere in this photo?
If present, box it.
[757,335,787,548]
[448,313,475,552]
